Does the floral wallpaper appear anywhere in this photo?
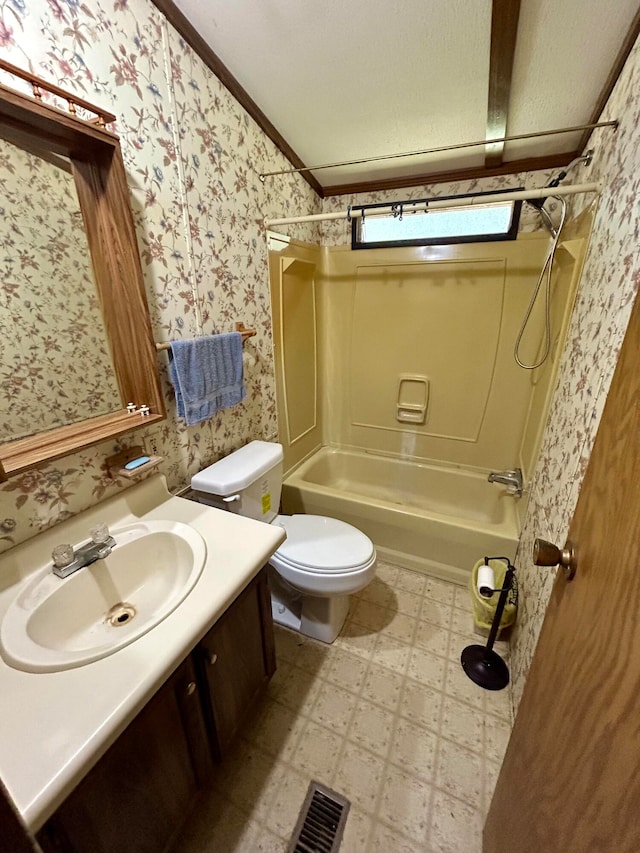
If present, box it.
[510,36,640,711]
[0,139,120,440]
[0,0,321,553]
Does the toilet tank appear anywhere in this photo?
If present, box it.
[191,441,284,523]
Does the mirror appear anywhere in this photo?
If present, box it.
[0,137,122,441]
[0,60,165,480]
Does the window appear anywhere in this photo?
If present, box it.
[351,190,522,249]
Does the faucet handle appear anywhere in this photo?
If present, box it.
[90,523,110,544]
[52,543,74,569]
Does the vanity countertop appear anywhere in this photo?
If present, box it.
[0,474,285,831]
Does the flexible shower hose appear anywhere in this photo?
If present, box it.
[514,196,567,370]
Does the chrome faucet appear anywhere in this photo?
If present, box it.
[51,523,116,579]
[487,468,524,497]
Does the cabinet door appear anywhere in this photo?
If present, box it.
[38,657,211,853]
[198,566,276,758]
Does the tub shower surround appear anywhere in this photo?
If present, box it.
[510,37,640,710]
[0,0,321,551]
[315,41,640,713]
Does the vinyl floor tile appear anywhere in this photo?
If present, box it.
[174,567,512,853]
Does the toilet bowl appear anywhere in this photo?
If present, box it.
[191,441,376,643]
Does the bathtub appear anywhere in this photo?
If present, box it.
[281,447,520,586]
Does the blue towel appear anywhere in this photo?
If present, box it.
[168,333,246,426]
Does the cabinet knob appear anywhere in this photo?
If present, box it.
[208,652,218,666]
[186,681,197,696]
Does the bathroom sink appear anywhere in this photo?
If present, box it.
[0,521,206,673]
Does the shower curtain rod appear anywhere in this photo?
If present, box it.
[258,121,617,181]
[264,182,601,227]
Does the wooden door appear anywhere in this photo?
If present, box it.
[37,657,211,853]
[484,285,640,852]
[197,566,276,758]
[0,778,40,853]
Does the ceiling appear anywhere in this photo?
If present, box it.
[167,0,640,196]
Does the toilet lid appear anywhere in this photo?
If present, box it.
[274,515,375,572]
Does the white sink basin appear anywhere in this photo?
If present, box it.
[0,520,206,673]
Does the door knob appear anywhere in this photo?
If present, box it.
[533,538,577,580]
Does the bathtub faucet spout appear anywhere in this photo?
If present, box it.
[488,468,523,497]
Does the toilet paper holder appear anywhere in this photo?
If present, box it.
[461,556,516,691]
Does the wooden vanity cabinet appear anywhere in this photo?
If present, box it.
[37,656,211,853]
[36,566,276,853]
[196,565,276,758]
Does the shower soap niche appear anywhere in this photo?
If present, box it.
[396,374,429,424]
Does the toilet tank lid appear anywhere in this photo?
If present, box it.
[191,441,284,495]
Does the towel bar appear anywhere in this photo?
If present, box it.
[155,322,256,352]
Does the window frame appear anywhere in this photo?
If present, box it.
[350,188,523,250]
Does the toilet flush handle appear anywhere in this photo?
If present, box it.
[223,494,240,503]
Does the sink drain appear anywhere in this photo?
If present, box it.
[105,602,137,627]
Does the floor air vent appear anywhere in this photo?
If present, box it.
[287,780,350,853]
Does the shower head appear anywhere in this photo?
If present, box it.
[527,148,595,211]
[536,204,560,238]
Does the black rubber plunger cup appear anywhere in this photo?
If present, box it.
[461,561,515,691]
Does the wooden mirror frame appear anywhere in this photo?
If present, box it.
[0,63,165,481]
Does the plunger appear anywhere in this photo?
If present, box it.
[460,557,515,691]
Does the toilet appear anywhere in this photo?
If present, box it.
[191,441,376,643]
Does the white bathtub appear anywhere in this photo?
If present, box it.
[281,447,520,585]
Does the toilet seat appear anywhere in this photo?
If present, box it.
[273,514,375,573]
